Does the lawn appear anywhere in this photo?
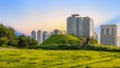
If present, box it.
[0,49,120,68]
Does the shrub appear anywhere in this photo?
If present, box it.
[17,35,38,48]
[0,37,8,46]
[84,44,120,52]
[39,44,80,50]
[89,38,98,45]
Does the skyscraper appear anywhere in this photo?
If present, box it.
[82,17,94,37]
[67,14,79,36]
[31,30,36,40]
[37,30,42,44]
[67,14,94,37]
[100,25,117,46]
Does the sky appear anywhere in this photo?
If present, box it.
[0,0,120,36]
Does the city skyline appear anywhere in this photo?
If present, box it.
[0,0,120,35]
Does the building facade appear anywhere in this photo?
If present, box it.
[67,14,79,36]
[100,25,117,46]
[52,29,62,35]
[42,31,49,42]
[37,30,42,44]
[31,30,36,40]
[67,14,94,37]
[82,17,94,37]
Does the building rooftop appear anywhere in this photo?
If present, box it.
[101,24,117,26]
[72,14,79,17]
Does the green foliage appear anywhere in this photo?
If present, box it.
[0,37,8,46]
[89,38,98,45]
[40,44,80,50]
[40,35,80,49]
[17,35,38,48]
[41,35,98,50]
[42,34,80,45]
[0,24,16,46]
[0,49,120,68]
[84,44,120,52]
[0,24,38,48]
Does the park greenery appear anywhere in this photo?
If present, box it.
[40,34,98,50]
[0,24,38,48]
[0,23,98,50]
[1,49,120,68]
[1,23,120,52]
[1,24,120,68]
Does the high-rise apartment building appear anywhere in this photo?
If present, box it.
[31,30,36,40]
[42,31,49,42]
[100,25,117,46]
[82,17,94,37]
[67,14,94,37]
[37,30,42,44]
[67,14,79,36]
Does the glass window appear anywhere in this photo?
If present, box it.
[106,28,110,35]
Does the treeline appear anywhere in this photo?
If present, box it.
[0,24,38,48]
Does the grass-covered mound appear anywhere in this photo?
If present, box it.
[39,34,99,50]
[40,34,80,50]
[42,34,80,45]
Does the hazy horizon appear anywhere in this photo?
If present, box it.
[0,0,120,36]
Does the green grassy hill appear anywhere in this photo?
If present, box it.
[0,49,120,68]
[42,34,80,45]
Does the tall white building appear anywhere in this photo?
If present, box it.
[67,14,94,37]
[37,30,42,44]
[31,30,36,40]
[67,14,79,36]
[100,25,117,46]
[82,17,94,37]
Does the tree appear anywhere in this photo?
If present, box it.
[0,24,11,46]
[7,26,18,46]
[17,35,38,48]
[0,24,18,46]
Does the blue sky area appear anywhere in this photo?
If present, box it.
[0,0,120,35]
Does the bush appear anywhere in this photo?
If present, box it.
[39,44,80,50]
[84,44,120,52]
[89,38,98,45]
[0,37,8,46]
[17,35,38,48]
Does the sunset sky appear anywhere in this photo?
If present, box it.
[0,0,120,35]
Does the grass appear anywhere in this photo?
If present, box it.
[42,34,80,45]
[0,48,120,68]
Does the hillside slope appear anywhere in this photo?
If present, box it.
[42,34,80,45]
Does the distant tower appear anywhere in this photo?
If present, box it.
[100,25,117,46]
[67,14,94,37]
[37,30,42,44]
[82,17,94,37]
[67,14,79,36]
[42,31,49,42]
[31,30,36,40]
